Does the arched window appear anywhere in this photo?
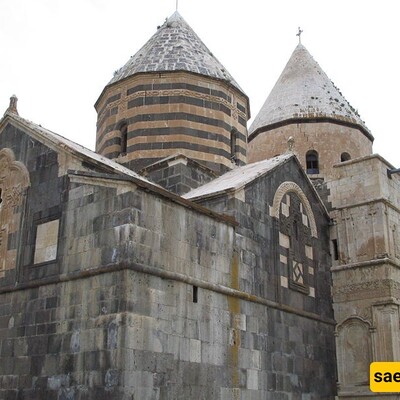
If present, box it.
[119,122,128,156]
[306,150,319,174]
[341,152,351,162]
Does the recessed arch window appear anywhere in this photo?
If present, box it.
[306,150,319,174]
[341,152,351,162]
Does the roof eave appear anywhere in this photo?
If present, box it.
[186,155,294,202]
[249,116,374,143]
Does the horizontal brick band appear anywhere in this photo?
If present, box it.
[129,126,246,148]
[97,93,121,118]
[128,95,231,116]
[98,126,246,157]
[237,102,246,113]
[127,140,231,158]
[127,82,233,103]
[98,111,246,146]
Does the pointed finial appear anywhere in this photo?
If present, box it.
[296,27,303,44]
[287,136,295,152]
[176,0,179,11]
[4,95,19,116]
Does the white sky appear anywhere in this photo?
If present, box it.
[1,0,399,166]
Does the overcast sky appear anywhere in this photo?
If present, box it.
[1,0,399,166]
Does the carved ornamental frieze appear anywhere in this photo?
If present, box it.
[0,148,30,278]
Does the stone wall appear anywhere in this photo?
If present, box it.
[1,123,337,399]
[195,157,337,399]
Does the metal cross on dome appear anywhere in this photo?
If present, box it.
[297,27,303,44]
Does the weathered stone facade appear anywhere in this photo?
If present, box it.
[0,116,335,399]
[1,9,400,400]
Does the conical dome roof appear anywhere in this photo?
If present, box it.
[249,44,372,140]
[108,11,243,94]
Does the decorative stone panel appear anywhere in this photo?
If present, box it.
[33,219,60,264]
[272,182,317,297]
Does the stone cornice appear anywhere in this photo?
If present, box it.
[332,197,400,214]
[331,257,400,273]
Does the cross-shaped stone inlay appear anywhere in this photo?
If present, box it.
[279,192,312,294]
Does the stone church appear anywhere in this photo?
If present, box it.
[1,11,399,400]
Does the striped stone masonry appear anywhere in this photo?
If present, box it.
[95,72,249,174]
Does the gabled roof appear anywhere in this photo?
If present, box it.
[139,153,217,178]
[249,44,372,140]
[108,11,244,94]
[183,153,293,200]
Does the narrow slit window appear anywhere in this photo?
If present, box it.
[120,123,128,156]
[230,128,238,164]
[192,285,198,303]
[332,239,339,261]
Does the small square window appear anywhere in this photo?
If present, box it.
[34,219,60,264]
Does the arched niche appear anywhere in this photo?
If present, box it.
[335,316,373,387]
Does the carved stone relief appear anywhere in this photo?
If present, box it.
[0,148,30,277]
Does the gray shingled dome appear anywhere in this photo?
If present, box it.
[109,11,243,93]
[250,44,372,138]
